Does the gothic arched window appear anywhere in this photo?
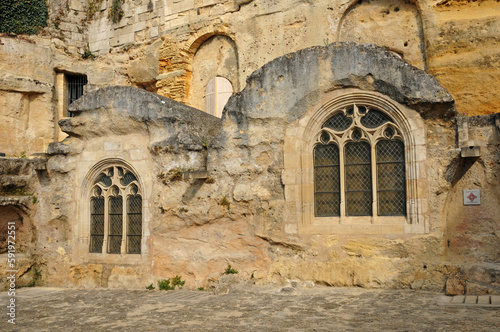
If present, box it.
[89,166,142,254]
[314,105,406,218]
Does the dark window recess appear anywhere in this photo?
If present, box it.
[67,74,88,117]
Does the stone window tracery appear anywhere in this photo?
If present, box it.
[313,104,406,219]
[89,166,142,254]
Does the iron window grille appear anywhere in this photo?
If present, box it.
[66,74,88,117]
[89,166,142,254]
[313,104,406,218]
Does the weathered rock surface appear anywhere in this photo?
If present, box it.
[0,1,499,294]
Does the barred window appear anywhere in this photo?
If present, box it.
[66,74,88,117]
[89,166,142,254]
[314,105,406,218]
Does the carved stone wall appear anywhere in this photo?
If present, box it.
[1,45,496,294]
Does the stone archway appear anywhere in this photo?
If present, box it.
[156,24,235,106]
[338,0,427,70]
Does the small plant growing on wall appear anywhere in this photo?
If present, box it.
[27,267,42,287]
[219,196,230,210]
[109,0,124,24]
[223,264,238,275]
[82,43,96,60]
[86,0,103,22]
[157,275,185,291]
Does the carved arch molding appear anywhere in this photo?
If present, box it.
[283,89,429,235]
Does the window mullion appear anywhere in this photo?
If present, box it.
[121,195,127,255]
[371,141,378,223]
[102,195,109,254]
[339,144,345,221]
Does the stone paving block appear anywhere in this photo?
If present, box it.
[450,295,465,304]
[464,295,477,304]
[477,295,490,305]
[6,287,500,330]
[491,295,500,305]
[439,295,452,304]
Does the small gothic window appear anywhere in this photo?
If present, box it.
[204,77,233,118]
[313,104,406,217]
[89,166,142,254]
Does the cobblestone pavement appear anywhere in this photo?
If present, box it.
[1,286,499,331]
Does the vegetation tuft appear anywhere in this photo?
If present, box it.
[223,264,238,275]
[86,0,103,22]
[82,43,96,60]
[27,267,42,287]
[109,0,124,23]
[157,275,185,291]
[219,196,230,210]
[0,0,48,35]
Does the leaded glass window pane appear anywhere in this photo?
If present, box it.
[314,144,340,216]
[90,196,104,253]
[121,172,137,186]
[345,142,372,216]
[360,109,393,128]
[127,195,142,254]
[377,140,406,216]
[108,196,123,254]
[323,112,352,131]
[96,173,112,187]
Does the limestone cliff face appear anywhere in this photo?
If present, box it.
[0,0,499,156]
[2,44,498,295]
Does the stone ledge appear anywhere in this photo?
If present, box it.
[0,73,52,94]
[183,170,209,181]
[0,195,32,208]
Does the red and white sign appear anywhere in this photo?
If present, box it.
[463,189,481,206]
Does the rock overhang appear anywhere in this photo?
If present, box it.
[62,86,222,148]
[226,42,456,122]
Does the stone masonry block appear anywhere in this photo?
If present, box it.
[133,21,147,32]
[171,0,194,13]
[136,5,149,13]
[281,169,296,185]
[90,40,110,52]
[115,24,133,36]
[104,142,122,151]
[70,0,83,11]
[461,145,481,158]
[129,149,144,161]
[150,26,159,38]
[139,12,152,22]
[116,33,135,45]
